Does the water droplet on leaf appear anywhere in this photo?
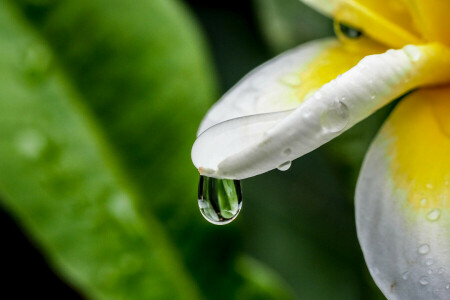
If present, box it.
[321,98,349,133]
[198,176,242,225]
[15,129,47,159]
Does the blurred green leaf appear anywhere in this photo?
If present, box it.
[0,1,204,299]
[253,0,334,53]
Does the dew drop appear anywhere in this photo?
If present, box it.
[23,44,52,81]
[425,258,434,266]
[198,176,242,225]
[427,209,441,222]
[283,148,292,155]
[420,198,428,206]
[321,98,349,133]
[418,244,430,255]
[419,276,430,286]
[402,271,410,280]
[280,73,301,87]
[404,45,422,62]
[15,129,47,159]
[277,161,292,171]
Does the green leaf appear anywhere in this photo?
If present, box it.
[12,0,263,298]
[254,0,334,53]
[0,1,211,299]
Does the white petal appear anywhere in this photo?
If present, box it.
[197,39,334,135]
[356,91,450,300]
[193,44,450,179]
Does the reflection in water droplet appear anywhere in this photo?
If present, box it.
[402,271,410,280]
[419,276,430,286]
[15,129,47,159]
[418,244,430,255]
[277,161,291,171]
[198,176,242,225]
[321,98,349,133]
[427,209,441,222]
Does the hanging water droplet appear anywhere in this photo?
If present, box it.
[418,244,430,255]
[321,98,349,133]
[419,276,430,286]
[336,23,363,39]
[427,209,441,222]
[402,271,410,280]
[277,161,291,171]
[198,176,242,225]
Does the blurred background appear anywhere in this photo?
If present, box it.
[0,0,392,299]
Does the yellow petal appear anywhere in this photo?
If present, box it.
[301,0,423,47]
[403,0,450,46]
[356,87,450,299]
[388,87,450,211]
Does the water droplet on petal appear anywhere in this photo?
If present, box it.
[321,97,349,133]
[427,209,441,222]
[420,198,428,206]
[418,244,430,255]
[283,148,292,155]
[404,45,422,62]
[402,271,410,280]
[277,161,291,171]
[198,176,242,225]
[425,258,434,266]
[280,73,301,87]
[419,276,430,286]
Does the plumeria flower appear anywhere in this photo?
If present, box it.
[191,0,450,299]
